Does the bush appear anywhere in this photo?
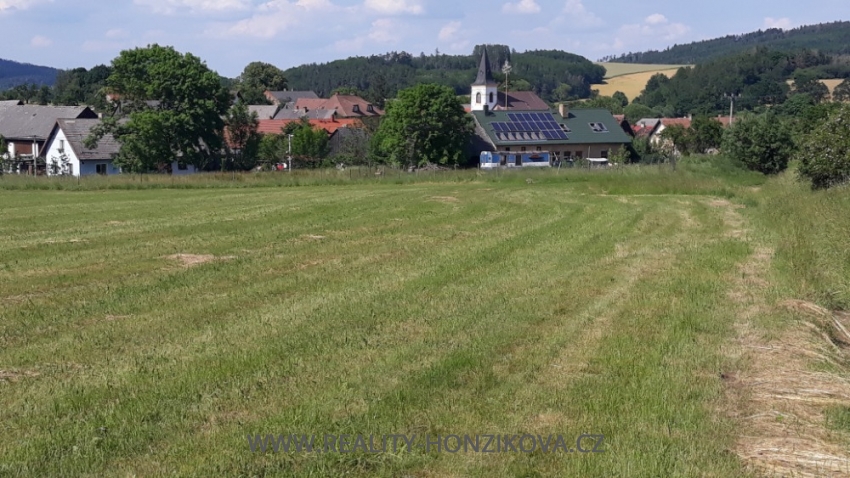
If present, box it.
[723,114,794,175]
[798,104,850,189]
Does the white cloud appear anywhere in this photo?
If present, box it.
[212,0,339,38]
[560,0,602,27]
[645,13,667,25]
[764,17,792,30]
[134,0,251,15]
[105,29,130,39]
[438,21,461,42]
[368,18,397,43]
[30,35,51,47]
[618,14,690,42]
[364,0,423,15]
[502,0,540,14]
[0,0,47,13]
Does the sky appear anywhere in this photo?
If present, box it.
[2,0,850,78]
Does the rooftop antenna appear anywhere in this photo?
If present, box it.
[502,60,512,109]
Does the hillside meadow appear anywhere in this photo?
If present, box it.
[1,160,849,477]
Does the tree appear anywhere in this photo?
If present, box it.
[373,84,473,167]
[234,62,287,104]
[833,79,850,102]
[331,86,365,97]
[623,103,654,124]
[571,95,624,114]
[281,118,329,167]
[689,116,724,153]
[660,124,692,156]
[792,71,829,103]
[798,104,850,189]
[224,103,261,170]
[89,45,231,173]
[723,114,794,175]
[612,91,629,107]
[258,134,286,167]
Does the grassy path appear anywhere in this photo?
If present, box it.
[0,178,797,476]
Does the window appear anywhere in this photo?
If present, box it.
[589,122,609,133]
[68,164,73,175]
[352,104,360,113]
[476,92,482,104]
[489,92,494,103]
[504,147,511,151]
[178,162,188,171]
[575,151,583,159]
[367,104,374,113]
[59,139,65,152]
[96,163,107,175]
[521,147,527,152]
[536,146,542,151]
[601,150,609,159]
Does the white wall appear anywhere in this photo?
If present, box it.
[44,128,120,177]
[171,161,197,175]
[44,129,81,177]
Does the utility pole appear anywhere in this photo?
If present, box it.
[287,134,293,172]
[502,60,512,109]
[724,93,741,125]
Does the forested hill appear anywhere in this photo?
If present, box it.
[603,21,850,65]
[0,58,59,90]
[284,45,606,103]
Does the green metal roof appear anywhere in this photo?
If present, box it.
[471,108,632,147]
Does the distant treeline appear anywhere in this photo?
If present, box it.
[284,45,606,103]
[602,21,850,65]
[634,48,837,117]
[0,58,59,90]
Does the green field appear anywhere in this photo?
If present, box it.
[2,162,849,476]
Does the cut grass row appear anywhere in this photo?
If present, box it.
[1,158,848,476]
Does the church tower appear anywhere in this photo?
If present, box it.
[471,48,498,112]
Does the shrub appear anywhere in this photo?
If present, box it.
[723,114,794,175]
[798,104,850,189]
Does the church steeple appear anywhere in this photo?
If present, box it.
[471,48,498,111]
[473,48,497,86]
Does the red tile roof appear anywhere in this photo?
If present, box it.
[256,118,362,136]
[660,118,692,129]
[293,94,383,118]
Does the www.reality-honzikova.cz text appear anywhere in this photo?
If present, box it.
[247,433,606,454]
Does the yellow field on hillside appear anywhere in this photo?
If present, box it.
[786,78,845,98]
[592,68,685,101]
[598,62,689,79]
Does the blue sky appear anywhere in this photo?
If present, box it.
[2,0,849,77]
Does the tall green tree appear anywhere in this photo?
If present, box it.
[612,91,629,107]
[690,116,724,153]
[236,61,288,104]
[224,103,261,170]
[373,84,472,167]
[833,79,850,102]
[89,44,230,172]
[723,114,794,174]
[798,104,850,189]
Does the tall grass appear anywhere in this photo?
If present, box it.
[752,171,850,310]
[0,156,766,193]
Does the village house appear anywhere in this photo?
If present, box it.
[0,104,98,174]
[293,94,383,119]
[469,49,632,165]
[264,90,319,108]
[42,119,121,177]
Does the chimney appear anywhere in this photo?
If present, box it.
[483,104,489,115]
[558,103,568,118]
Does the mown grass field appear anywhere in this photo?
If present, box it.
[1,161,849,477]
